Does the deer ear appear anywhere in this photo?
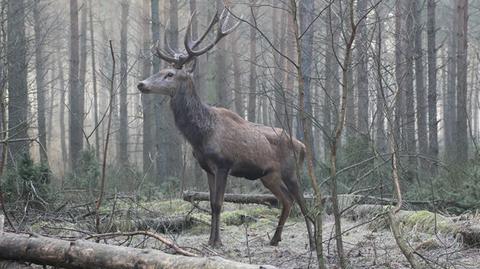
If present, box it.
[184,59,197,74]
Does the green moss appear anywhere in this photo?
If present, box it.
[402,210,454,234]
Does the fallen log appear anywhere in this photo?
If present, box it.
[0,232,277,269]
[344,205,480,247]
[111,215,194,233]
[183,191,281,208]
[0,260,34,269]
[183,191,438,211]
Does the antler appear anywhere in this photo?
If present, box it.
[153,7,241,70]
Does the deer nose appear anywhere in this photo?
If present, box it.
[137,82,145,90]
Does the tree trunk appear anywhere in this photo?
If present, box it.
[272,1,287,128]
[151,0,165,181]
[456,0,468,162]
[215,0,228,107]
[414,0,428,171]
[118,0,129,168]
[58,58,68,176]
[89,0,100,160]
[323,2,339,162]
[162,0,182,180]
[0,232,277,269]
[7,0,29,165]
[427,0,438,173]
[141,0,153,178]
[394,0,406,154]
[445,0,457,162]
[231,31,244,118]
[375,5,387,154]
[69,0,83,170]
[298,0,314,153]
[356,0,369,139]
[247,0,257,123]
[404,0,417,180]
[33,0,48,163]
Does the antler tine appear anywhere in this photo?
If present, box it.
[220,9,242,35]
[153,40,177,64]
[185,8,241,57]
[185,9,219,57]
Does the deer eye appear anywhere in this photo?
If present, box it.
[165,72,174,78]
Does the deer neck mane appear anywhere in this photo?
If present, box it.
[170,77,215,147]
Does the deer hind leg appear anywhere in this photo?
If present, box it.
[261,174,293,246]
[208,168,228,247]
[283,174,316,250]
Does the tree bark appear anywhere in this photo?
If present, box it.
[414,0,428,171]
[427,0,438,173]
[118,0,129,168]
[246,1,257,123]
[88,0,100,160]
[272,2,287,128]
[58,58,68,176]
[33,0,48,163]
[375,5,387,154]
[356,0,369,139]
[69,0,83,170]
[456,0,469,162]
[445,0,457,161]
[7,0,29,165]
[0,232,277,269]
[162,0,182,180]
[394,0,406,154]
[232,31,244,118]
[404,0,417,180]
[215,0,228,107]
[141,0,153,178]
[298,0,315,152]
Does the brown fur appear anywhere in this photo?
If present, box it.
[139,70,314,248]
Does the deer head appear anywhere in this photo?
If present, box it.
[137,8,241,96]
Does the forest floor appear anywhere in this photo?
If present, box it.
[12,197,480,269]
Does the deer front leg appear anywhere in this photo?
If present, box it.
[208,168,228,247]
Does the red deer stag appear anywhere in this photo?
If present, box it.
[137,8,313,248]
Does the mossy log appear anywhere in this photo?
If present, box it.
[110,216,194,233]
[345,205,480,247]
[0,232,277,269]
[183,191,436,212]
[183,191,281,207]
